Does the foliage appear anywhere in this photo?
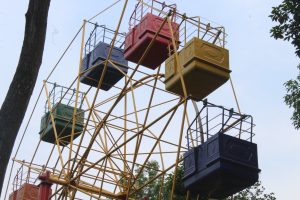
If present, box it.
[163,162,187,200]
[225,181,276,200]
[284,65,300,129]
[136,161,197,200]
[133,160,162,200]
[270,0,300,129]
[269,0,300,57]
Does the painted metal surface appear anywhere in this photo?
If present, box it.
[183,133,260,198]
[12,183,39,200]
[39,103,84,146]
[38,171,52,200]
[124,13,179,69]
[80,41,128,91]
[165,37,230,100]
[8,190,18,200]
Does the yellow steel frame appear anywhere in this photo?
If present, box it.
[6,1,243,200]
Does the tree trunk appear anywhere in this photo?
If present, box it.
[0,0,51,194]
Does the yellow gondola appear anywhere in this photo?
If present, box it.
[165,37,230,100]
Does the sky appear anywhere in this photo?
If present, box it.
[0,0,299,199]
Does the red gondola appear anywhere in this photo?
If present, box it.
[124,1,180,69]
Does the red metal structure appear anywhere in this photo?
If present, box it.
[9,166,52,200]
[124,0,180,69]
[9,183,39,200]
[38,171,52,200]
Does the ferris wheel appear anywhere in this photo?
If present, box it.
[4,0,260,199]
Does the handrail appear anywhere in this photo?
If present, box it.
[186,99,254,149]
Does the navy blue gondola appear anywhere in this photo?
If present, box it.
[183,101,260,198]
[80,25,128,91]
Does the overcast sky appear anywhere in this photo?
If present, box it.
[0,0,299,199]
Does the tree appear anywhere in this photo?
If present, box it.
[134,160,162,200]
[0,0,51,194]
[269,0,300,129]
[284,65,300,129]
[270,0,300,57]
[134,161,195,200]
[163,162,185,200]
[226,181,276,200]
